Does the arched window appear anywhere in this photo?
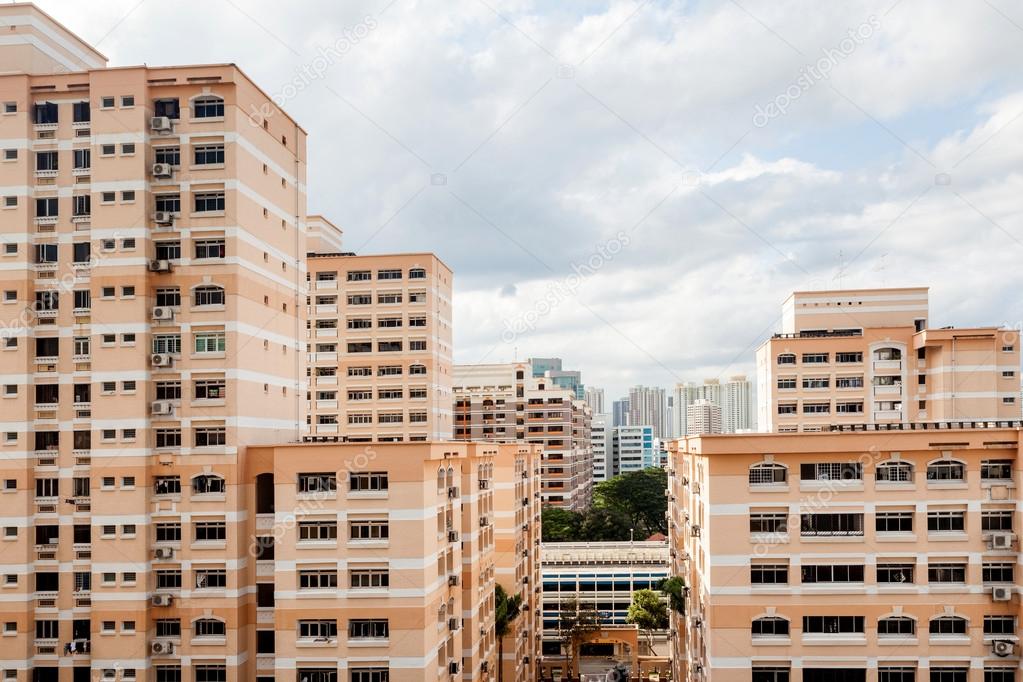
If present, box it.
[876,460,914,483]
[929,615,967,635]
[927,460,965,482]
[193,285,225,307]
[878,616,915,637]
[192,474,225,495]
[193,618,226,638]
[409,268,426,279]
[193,96,224,119]
[749,462,787,486]
[446,466,454,488]
[437,467,445,491]
[751,616,789,637]
[777,353,796,365]
[409,364,427,375]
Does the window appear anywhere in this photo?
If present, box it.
[350,472,388,491]
[927,510,965,532]
[298,619,338,640]
[194,192,225,213]
[836,352,862,363]
[349,569,389,588]
[877,616,915,636]
[377,269,402,280]
[800,513,863,536]
[155,194,181,213]
[982,510,1013,531]
[777,353,795,365]
[190,285,225,307]
[749,513,787,534]
[930,671,967,682]
[777,377,796,389]
[194,239,225,259]
[753,669,790,682]
[155,666,182,682]
[409,340,427,351]
[802,402,830,414]
[802,377,830,389]
[876,510,913,532]
[121,143,135,155]
[984,670,1014,682]
[926,460,965,481]
[802,353,829,364]
[156,429,182,448]
[298,473,337,494]
[153,334,182,354]
[802,616,864,634]
[193,521,226,542]
[154,240,181,260]
[981,460,1012,480]
[194,144,224,165]
[35,197,58,217]
[155,569,182,589]
[347,270,371,281]
[194,427,226,447]
[929,616,967,635]
[350,520,389,540]
[800,462,861,481]
[984,615,1016,635]
[801,564,864,583]
[349,619,389,639]
[194,332,226,354]
[299,570,338,590]
[876,461,913,482]
[751,616,789,637]
[982,561,1014,583]
[876,563,914,584]
[377,292,402,304]
[155,381,182,400]
[33,102,58,124]
[154,146,180,165]
[192,475,225,495]
[194,379,225,400]
[154,477,181,495]
[409,364,427,375]
[927,562,966,584]
[298,521,337,541]
[777,403,797,415]
[194,618,225,638]
[193,96,224,118]
[194,569,226,590]
[750,563,788,584]
[155,523,182,543]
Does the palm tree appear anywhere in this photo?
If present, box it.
[495,584,523,682]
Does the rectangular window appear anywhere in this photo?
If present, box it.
[298,619,338,639]
[194,427,226,447]
[876,511,913,532]
[298,570,337,590]
[750,563,788,584]
[800,462,862,481]
[800,513,863,536]
[927,510,965,532]
[982,562,1014,583]
[194,332,226,354]
[349,569,389,589]
[194,521,226,542]
[876,563,914,584]
[193,144,225,165]
[927,562,966,583]
[350,520,389,540]
[194,192,225,212]
[801,616,864,634]
[981,460,1013,480]
[154,147,180,166]
[298,520,337,541]
[800,565,864,583]
[350,473,388,491]
[194,239,225,259]
[349,619,389,639]
[154,194,181,213]
[194,569,226,590]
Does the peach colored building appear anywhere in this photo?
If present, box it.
[304,250,453,443]
[453,362,593,511]
[669,426,1023,682]
[756,288,1021,433]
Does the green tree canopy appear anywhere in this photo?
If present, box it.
[659,576,687,615]
[541,507,584,542]
[542,467,669,542]
[626,588,670,654]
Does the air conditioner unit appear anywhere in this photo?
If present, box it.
[151,353,173,367]
[151,163,172,178]
[153,211,173,225]
[448,575,459,587]
[151,594,172,607]
[993,639,1015,657]
[148,259,172,272]
[151,400,174,416]
[448,486,459,498]
[150,640,173,655]
[152,306,174,321]
[153,546,174,560]
[448,530,459,543]
[448,663,459,675]
[448,617,459,631]
[990,533,1015,550]
[150,116,172,132]
[691,525,702,537]
[992,586,1013,602]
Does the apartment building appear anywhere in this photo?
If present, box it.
[668,426,1023,682]
[756,288,1021,432]
[0,4,309,681]
[305,251,453,442]
[493,443,543,682]
[613,398,630,427]
[686,399,722,435]
[584,386,605,415]
[611,425,657,475]
[592,413,611,482]
[529,357,584,399]
[629,386,667,439]
[453,362,593,510]
[674,377,755,436]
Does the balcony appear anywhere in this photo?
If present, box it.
[35,591,59,609]
[72,543,92,560]
[315,280,338,290]
[311,352,338,363]
[315,304,338,314]
[256,560,274,577]
[257,607,274,625]
[873,385,902,396]
[256,654,274,671]
[35,543,58,561]
[316,375,337,386]
[35,169,58,179]
[316,400,338,410]
[874,410,902,420]
[873,360,902,371]
[314,424,339,434]
[34,639,58,656]
[256,513,275,531]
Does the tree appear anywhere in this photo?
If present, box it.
[659,576,686,616]
[557,597,600,679]
[593,468,669,537]
[541,507,583,542]
[626,589,669,654]
[578,505,632,542]
[495,584,522,682]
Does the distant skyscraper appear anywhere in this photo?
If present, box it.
[612,398,631,427]
[584,386,605,414]
[674,376,754,435]
[611,425,656,474]
[686,399,722,434]
[529,356,584,399]
[591,413,611,481]
[629,385,667,438]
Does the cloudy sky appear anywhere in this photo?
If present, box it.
[43,0,1023,401]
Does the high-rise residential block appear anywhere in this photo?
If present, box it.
[611,424,657,474]
[756,287,1021,432]
[453,362,593,510]
[685,399,722,435]
[584,386,605,414]
[591,413,611,481]
[612,397,631,427]
[529,356,584,399]
[673,376,755,436]
[668,426,1023,682]
[629,385,667,438]
[305,251,453,442]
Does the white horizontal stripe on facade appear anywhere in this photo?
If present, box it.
[1,14,106,68]
[793,292,929,304]
[927,391,1018,399]
[0,34,92,72]
[792,304,929,314]
[273,657,432,669]
[710,657,998,668]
